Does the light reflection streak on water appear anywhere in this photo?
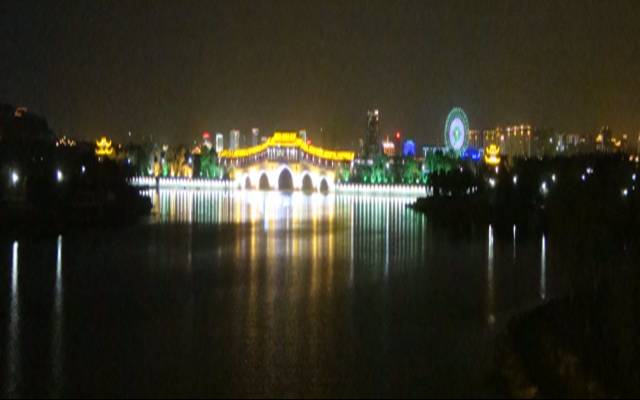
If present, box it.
[6,241,20,397]
[541,235,547,301]
[52,235,64,396]
[143,190,423,273]
[385,199,390,278]
[513,225,517,260]
[487,226,495,328]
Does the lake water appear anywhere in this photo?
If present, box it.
[0,190,553,397]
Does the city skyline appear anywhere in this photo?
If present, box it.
[2,0,639,146]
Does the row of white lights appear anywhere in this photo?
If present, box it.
[128,177,233,189]
[491,168,637,198]
[128,177,425,196]
[8,167,81,186]
[335,183,425,195]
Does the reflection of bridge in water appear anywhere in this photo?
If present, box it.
[142,189,427,277]
[219,132,354,192]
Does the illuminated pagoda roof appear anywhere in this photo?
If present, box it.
[95,136,114,157]
[219,131,355,162]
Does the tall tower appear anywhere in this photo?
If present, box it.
[365,109,381,158]
[215,133,224,153]
[229,129,240,150]
[251,128,259,147]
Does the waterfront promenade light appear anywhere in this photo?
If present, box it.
[10,171,19,185]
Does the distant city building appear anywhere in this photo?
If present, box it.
[403,140,416,157]
[364,109,381,157]
[594,126,631,154]
[298,130,307,144]
[215,133,224,153]
[202,131,213,150]
[558,133,589,155]
[468,129,482,149]
[596,126,612,153]
[481,124,532,158]
[422,144,447,158]
[503,125,532,158]
[251,128,259,147]
[382,137,395,157]
[229,129,240,150]
[392,131,402,155]
[532,128,560,157]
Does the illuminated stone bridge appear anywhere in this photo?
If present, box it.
[219,132,355,192]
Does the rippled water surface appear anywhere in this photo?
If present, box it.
[0,190,554,397]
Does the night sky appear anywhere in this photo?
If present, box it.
[1,0,639,147]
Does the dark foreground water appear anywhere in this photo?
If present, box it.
[0,190,555,397]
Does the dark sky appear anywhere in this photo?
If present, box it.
[1,0,639,147]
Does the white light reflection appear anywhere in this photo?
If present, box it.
[487,226,495,328]
[349,200,355,286]
[513,224,517,259]
[52,235,64,396]
[6,241,20,396]
[541,235,547,301]
[384,199,390,279]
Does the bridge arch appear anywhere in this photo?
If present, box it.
[277,168,294,191]
[258,173,271,190]
[301,173,314,192]
[319,178,329,193]
[232,162,337,192]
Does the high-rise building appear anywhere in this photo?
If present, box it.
[202,131,213,150]
[251,128,259,147]
[503,125,532,158]
[298,130,307,143]
[596,126,612,153]
[392,131,402,156]
[364,109,380,158]
[468,129,482,149]
[215,133,224,153]
[482,125,533,158]
[229,129,240,150]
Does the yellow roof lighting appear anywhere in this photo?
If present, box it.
[219,131,355,162]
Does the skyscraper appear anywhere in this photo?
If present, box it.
[229,129,240,150]
[251,128,259,147]
[365,109,380,158]
[215,133,224,153]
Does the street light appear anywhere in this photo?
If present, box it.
[10,171,19,186]
[541,181,548,195]
[56,169,63,183]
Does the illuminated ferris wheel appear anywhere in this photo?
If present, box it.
[444,107,469,155]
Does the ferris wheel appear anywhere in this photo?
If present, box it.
[444,107,469,155]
